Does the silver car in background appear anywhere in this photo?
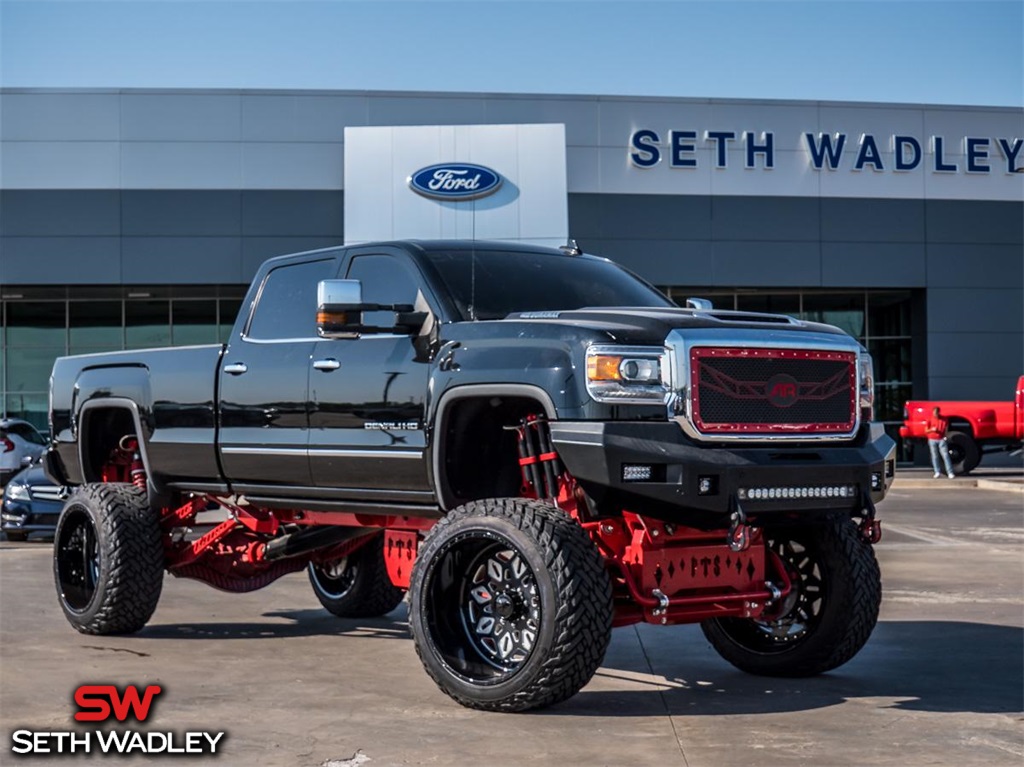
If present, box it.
[0,419,47,487]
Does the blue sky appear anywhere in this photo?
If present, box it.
[1,1,1022,106]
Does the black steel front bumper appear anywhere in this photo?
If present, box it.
[549,420,896,525]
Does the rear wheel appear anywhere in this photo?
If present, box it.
[409,498,613,712]
[53,484,164,635]
[946,431,981,475]
[308,533,405,618]
[701,515,880,677]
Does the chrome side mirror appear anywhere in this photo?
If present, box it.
[317,279,365,338]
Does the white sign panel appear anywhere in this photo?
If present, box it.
[344,124,568,246]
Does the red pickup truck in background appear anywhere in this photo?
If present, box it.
[901,375,1024,475]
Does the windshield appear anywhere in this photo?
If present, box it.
[423,249,675,321]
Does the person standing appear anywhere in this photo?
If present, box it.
[925,407,955,479]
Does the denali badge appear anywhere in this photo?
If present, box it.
[766,374,799,407]
[408,163,502,201]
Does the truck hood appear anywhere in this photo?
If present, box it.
[502,307,851,346]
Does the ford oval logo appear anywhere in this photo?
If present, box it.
[408,163,502,201]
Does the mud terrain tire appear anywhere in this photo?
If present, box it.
[308,533,405,618]
[701,515,881,677]
[53,483,164,635]
[409,498,613,712]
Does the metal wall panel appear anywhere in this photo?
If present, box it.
[1,142,120,189]
[821,198,925,242]
[926,244,1024,288]
[0,237,121,283]
[712,241,822,287]
[120,237,243,284]
[926,200,1024,244]
[821,243,927,287]
[120,94,241,141]
[121,143,243,189]
[926,288,1024,334]
[241,94,367,142]
[0,190,120,236]
[121,191,242,236]
[711,196,820,241]
[240,191,344,237]
[241,143,344,190]
[1,93,120,141]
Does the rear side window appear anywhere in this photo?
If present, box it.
[247,259,335,340]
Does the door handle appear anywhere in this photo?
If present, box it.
[224,363,248,375]
[313,358,341,372]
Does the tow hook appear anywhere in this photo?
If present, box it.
[858,492,883,544]
[651,588,670,617]
[727,503,751,552]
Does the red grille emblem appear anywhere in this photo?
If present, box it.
[766,374,799,407]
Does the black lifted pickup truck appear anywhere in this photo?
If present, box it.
[46,240,895,711]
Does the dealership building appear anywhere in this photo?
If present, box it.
[1,87,1022,455]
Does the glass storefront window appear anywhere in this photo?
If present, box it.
[800,293,866,340]
[2,287,246,425]
[5,302,66,347]
[876,383,914,423]
[125,300,171,349]
[868,291,912,338]
[5,393,48,433]
[219,298,243,342]
[869,338,913,384]
[69,301,123,353]
[6,348,64,393]
[172,300,218,346]
[736,293,800,318]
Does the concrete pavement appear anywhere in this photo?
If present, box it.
[1,485,1021,766]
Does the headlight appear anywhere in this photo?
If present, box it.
[586,346,670,405]
[859,351,875,421]
[4,484,31,503]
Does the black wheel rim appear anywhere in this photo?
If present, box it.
[56,507,100,611]
[310,558,358,599]
[424,531,541,684]
[718,536,824,653]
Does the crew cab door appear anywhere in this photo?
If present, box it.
[308,250,433,500]
[219,256,337,493]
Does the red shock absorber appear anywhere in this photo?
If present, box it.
[119,435,147,491]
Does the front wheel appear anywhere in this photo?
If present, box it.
[701,515,881,677]
[409,498,613,712]
[53,484,164,635]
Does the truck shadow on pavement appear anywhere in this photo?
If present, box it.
[139,615,1022,717]
[558,620,1024,717]
[139,606,413,641]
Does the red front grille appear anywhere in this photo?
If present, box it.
[690,347,858,435]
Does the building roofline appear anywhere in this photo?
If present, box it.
[1,86,1021,113]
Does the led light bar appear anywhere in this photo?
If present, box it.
[622,464,653,482]
[738,484,858,501]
